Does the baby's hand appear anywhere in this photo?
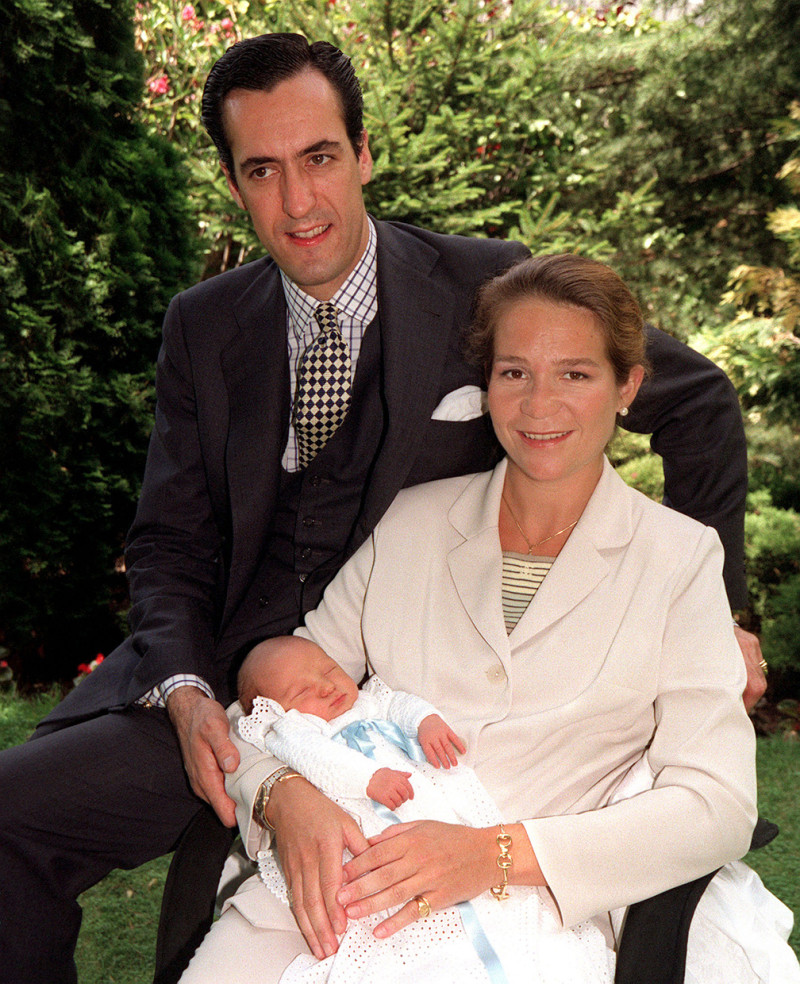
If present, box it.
[367,768,414,810]
[418,714,466,769]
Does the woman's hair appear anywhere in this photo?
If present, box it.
[201,33,364,177]
[466,254,651,384]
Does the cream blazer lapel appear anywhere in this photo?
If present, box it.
[446,456,637,660]
[509,457,634,642]
[446,463,509,661]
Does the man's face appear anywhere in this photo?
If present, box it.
[221,70,373,301]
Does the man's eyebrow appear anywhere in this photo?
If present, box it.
[238,139,344,172]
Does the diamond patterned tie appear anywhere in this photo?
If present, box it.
[293,302,352,468]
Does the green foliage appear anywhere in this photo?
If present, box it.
[542,0,800,333]
[744,491,800,685]
[747,423,800,513]
[134,0,266,275]
[761,576,800,678]
[687,105,800,690]
[608,429,665,501]
[0,0,200,685]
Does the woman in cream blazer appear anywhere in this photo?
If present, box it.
[183,255,758,983]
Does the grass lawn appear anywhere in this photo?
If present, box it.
[2,688,798,981]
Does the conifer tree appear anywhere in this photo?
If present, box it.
[0,0,200,684]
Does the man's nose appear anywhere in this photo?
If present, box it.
[281,168,315,218]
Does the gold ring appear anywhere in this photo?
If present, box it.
[759,659,768,672]
[413,894,432,919]
[286,887,294,908]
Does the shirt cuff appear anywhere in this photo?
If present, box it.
[136,674,215,708]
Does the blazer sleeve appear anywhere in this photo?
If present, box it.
[123,294,225,693]
[626,323,748,607]
[521,528,757,929]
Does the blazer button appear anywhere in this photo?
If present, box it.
[486,664,506,683]
[301,547,312,559]
[258,595,269,608]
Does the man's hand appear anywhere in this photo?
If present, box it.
[734,624,767,713]
[418,714,466,769]
[166,686,239,827]
[366,768,413,810]
[267,776,369,959]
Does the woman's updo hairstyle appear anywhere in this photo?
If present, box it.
[466,253,651,385]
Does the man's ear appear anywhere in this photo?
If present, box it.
[358,130,373,186]
[221,163,247,211]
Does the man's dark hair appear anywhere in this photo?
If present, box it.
[201,33,364,178]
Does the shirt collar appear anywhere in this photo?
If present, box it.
[281,217,378,334]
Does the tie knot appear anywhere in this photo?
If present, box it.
[314,302,339,335]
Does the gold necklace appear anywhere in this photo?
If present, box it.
[501,492,578,554]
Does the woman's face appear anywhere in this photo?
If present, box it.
[487,296,643,495]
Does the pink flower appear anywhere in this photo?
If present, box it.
[148,75,169,95]
[182,4,196,20]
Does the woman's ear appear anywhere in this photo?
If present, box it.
[618,364,645,414]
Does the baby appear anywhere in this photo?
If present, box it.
[230,635,615,984]
[236,634,467,814]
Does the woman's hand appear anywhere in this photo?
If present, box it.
[267,777,369,959]
[336,820,498,938]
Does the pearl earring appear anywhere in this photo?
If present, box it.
[619,407,629,417]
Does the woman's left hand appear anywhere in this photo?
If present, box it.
[336,820,496,938]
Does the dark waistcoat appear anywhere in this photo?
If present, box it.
[216,313,386,696]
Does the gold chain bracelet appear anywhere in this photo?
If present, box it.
[490,824,513,901]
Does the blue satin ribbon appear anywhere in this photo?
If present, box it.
[334,717,511,984]
[335,718,428,763]
[458,901,511,984]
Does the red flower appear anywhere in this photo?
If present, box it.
[148,75,169,95]
[181,4,196,20]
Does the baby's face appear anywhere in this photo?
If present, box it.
[263,643,359,722]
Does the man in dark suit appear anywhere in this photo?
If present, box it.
[0,33,765,983]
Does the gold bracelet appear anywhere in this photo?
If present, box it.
[490,824,513,901]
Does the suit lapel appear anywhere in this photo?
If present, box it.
[359,221,458,529]
[219,264,290,626]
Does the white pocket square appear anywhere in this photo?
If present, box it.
[430,385,488,422]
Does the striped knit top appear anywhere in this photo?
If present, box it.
[501,552,554,634]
